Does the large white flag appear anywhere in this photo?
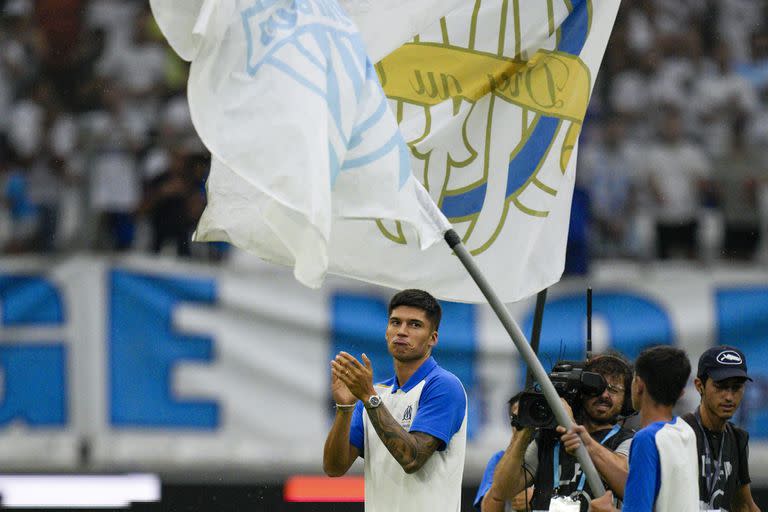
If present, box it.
[151,0,619,303]
[151,0,452,288]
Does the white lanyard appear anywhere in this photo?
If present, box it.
[694,410,726,507]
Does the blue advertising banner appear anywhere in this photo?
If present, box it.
[0,256,765,483]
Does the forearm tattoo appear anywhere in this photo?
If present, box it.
[366,405,441,473]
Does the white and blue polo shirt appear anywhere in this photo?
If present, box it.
[349,357,467,512]
[623,417,699,512]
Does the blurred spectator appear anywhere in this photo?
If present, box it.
[609,50,659,142]
[717,0,765,63]
[653,0,706,37]
[711,119,765,260]
[85,0,142,79]
[653,30,699,111]
[89,149,139,251]
[580,117,641,258]
[624,0,656,55]
[691,43,758,158]
[737,31,768,95]
[7,80,50,160]
[1,0,767,269]
[140,149,198,257]
[644,109,712,259]
[83,85,141,251]
[70,27,108,111]
[25,154,60,251]
[0,140,38,252]
[0,0,45,131]
[96,4,166,129]
[34,0,84,100]
[747,87,768,149]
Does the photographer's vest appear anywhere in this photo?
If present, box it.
[682,412,750,512]
[530,426,634,512]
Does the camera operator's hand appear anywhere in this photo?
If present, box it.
[556,424,594,455]
[589,491,617,512]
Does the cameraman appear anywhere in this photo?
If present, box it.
[475,392,534,511]
[488,354,634,512]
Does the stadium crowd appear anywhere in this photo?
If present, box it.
[570,0,768,271]
[0,0,766,266]
[0,0,218,258]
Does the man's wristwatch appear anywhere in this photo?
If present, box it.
[364,394,382,409]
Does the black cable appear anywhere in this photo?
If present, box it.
[522,462,536,512]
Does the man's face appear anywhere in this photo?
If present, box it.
[386,306,437,363]
[583,373,625,425]
[697,376,746,421]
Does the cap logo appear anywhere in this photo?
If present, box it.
[716,350,742,365]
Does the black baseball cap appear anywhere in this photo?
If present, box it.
[697,345,752,382]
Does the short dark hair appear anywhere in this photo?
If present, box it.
[507,391,524,408]
[635,345,691,406]
[388,289,442,331]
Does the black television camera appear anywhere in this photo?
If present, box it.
[516,361,606,430]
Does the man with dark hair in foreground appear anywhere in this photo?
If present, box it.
[323,289,467,512]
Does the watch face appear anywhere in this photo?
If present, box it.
[369,395,382,407]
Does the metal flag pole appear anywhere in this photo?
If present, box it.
[525,289,548,389]
[443,229,606,496]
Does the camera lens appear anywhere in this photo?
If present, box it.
[529,398,553,426]
[517,391,557,429]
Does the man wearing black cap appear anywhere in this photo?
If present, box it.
[683,346,760,512]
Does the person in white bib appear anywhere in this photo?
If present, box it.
[590,345,699,512]
[323,289,467,512]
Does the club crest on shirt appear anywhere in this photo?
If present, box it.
[401,404,413,428]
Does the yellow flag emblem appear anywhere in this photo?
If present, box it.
[374,0,596,255]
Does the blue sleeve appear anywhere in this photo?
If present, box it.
[409,372,467,450]
[349,401,365,455]
[474,451,504,510]
[622,429,661,512]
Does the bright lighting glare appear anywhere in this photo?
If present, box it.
[0,474,160,508]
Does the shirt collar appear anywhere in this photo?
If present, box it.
[392,357,437,393]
